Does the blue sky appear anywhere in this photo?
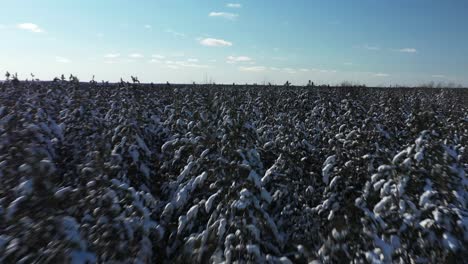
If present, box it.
[1,0,467,86]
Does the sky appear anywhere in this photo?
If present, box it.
[1,0,467,86]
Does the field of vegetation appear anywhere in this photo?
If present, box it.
[0,77,467,263]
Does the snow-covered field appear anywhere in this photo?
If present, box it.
[0,79,467,263]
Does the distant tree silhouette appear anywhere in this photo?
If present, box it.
[131,76,140,84]
[10,73,20,86]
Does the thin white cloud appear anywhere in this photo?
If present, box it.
[209,12,238,20]
[166,65,179,70]
[343,62,353,66]
[374,73,390,77]
[144,24,152,29]
[432,74,445,78]
[149,58,162,64]
[283,68,297,74]
[129,53,144,59]
[239,66,266,72]
[165,29,185,37]
[187,58,199,62]
[165,60,209,68]
[55,56,71,63]
[170,52,185,57]
[104,53,121,59]
[397,48,417,53]
[226,56,252,63]
[364,44,380,51]
[299,68,309,72]
[200,38,233,47]
[17,23,43,33]
[227,3,242,8]
[152,54,165,59]
[272,56,288,61]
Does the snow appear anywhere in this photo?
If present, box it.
[54,186,72,198]
[377,165,393,173]
[419,190,435,209]
[322,164,334,185]
[205,192,218,213]
[16,180,33,196]
[6,196,26,220]
[392,150,407,164]
[140,164,150,178]
[192,172,207,189]
[279,256,293,264]
[373,179,386,191]
[70,250,97,264]
[442,232,460,251]
[248,170,262,189]
[247,224,261,241]
[414,151,424,163]
[186,204,199,221]
[218,218,227,237]
[373,196,392,215]
[177,215,188,234]
[2,81,467,263]
[246,244,261,259]
[261,187,273,204]
[200,148,210,158]
[177,162,194,182]
[18,164,32,173]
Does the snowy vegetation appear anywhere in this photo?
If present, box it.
[0,78,467,263]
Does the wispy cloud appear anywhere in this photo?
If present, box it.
[343,62,353,66]
[144,24,152,29]
[170,52,185,57]
[104,53,121,59]
[165,60,209,68]
[187,58,199,62]
[226,56,252,63]
[209,12,238,20]
[129,53,144,59]
[397,48,417,53]
[200,38,233,47]
[55,56,71,63]
[165,29,185,37]
[149,58,162,64]
[226,3,242,8]
[152,54,165,59]
[17,23,44,33]
[432,74,445,78]
[283,68,297,74]
[374,73,390,77]
[272,56,288,61]
[239,66,266,72]
[364,44,380,51]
